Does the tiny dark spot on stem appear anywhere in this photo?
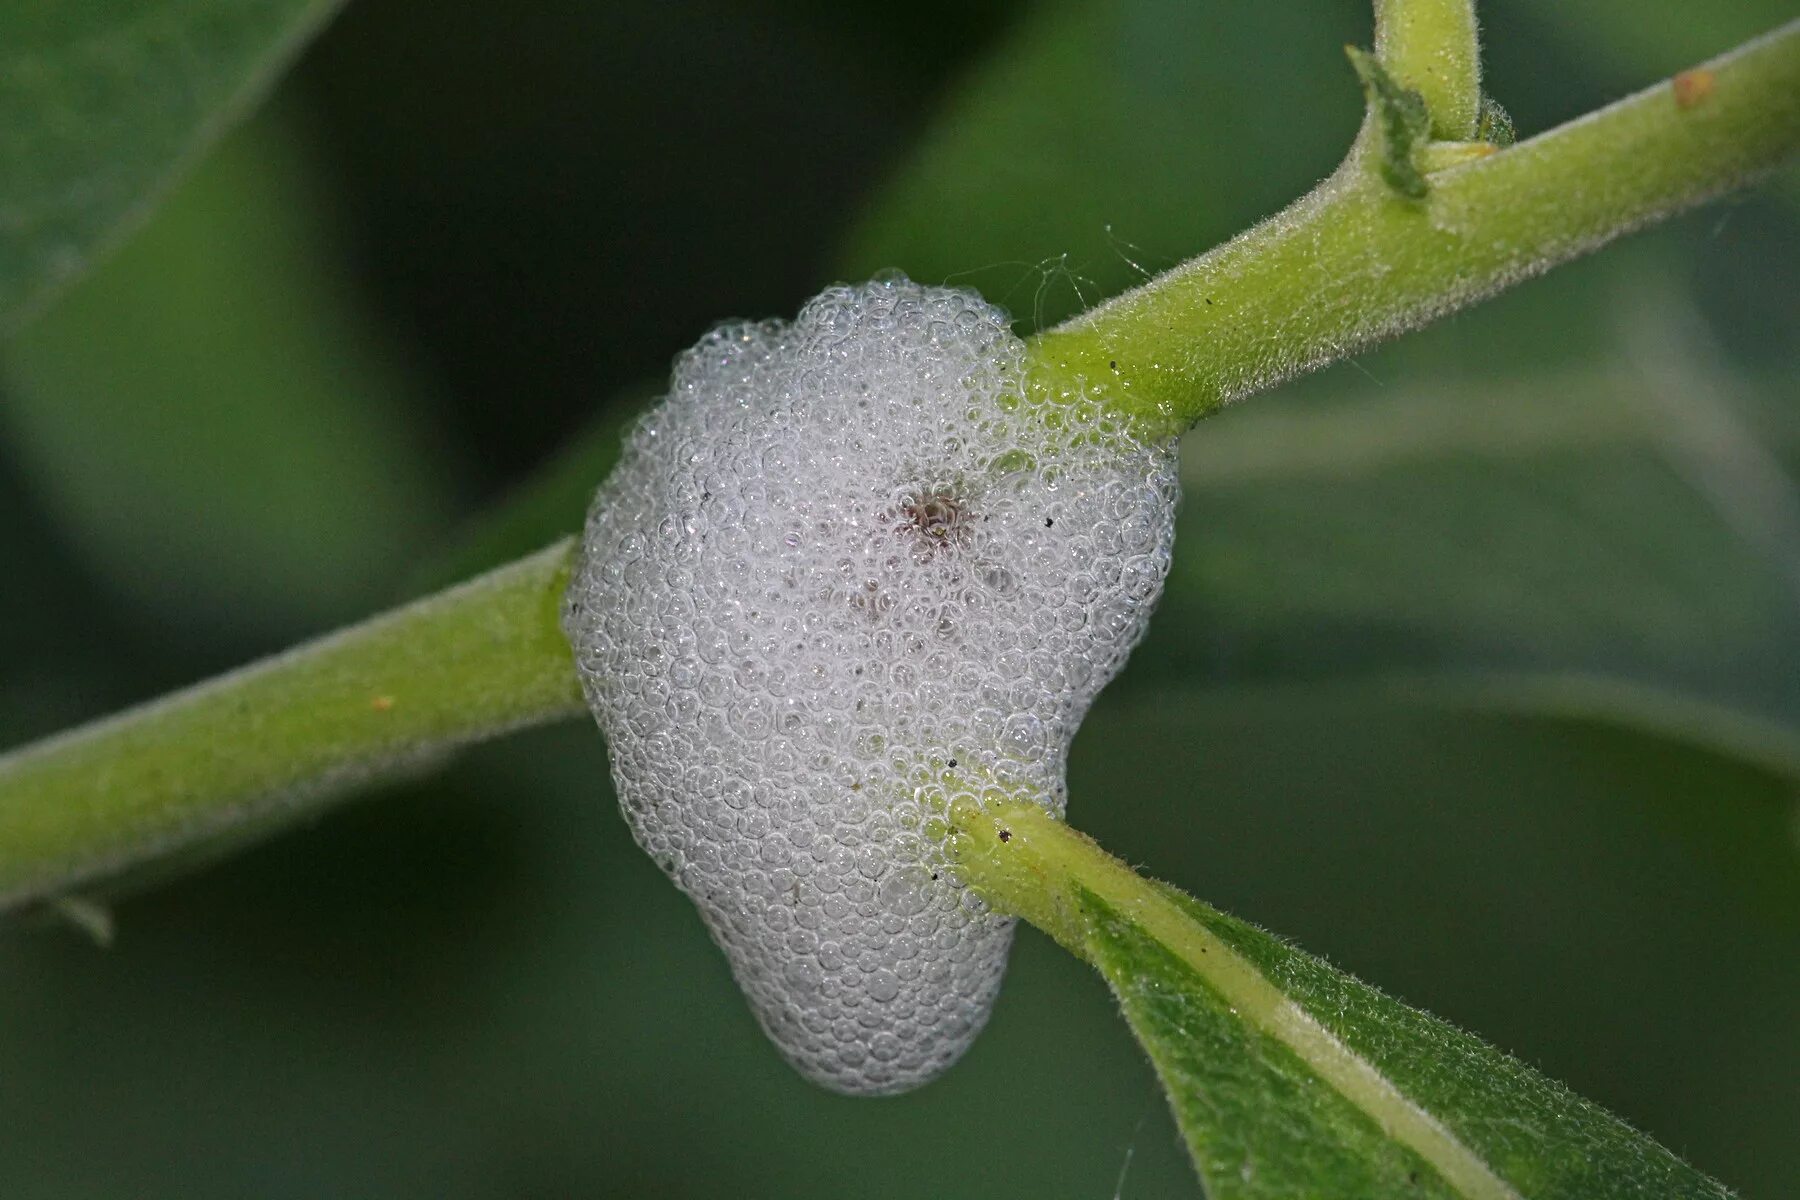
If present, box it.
[1108,360,1118,371]
[930,872,940,881]
[998,829,1012,843]
[947,759,958,769]
[1205,297,1215,305]
[1673,69,1715,109]
[1044,517,1054,527]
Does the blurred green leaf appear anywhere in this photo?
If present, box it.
[0,0,346,327]
[404,385,654,595]
[837,0,1364,331]
[1146,288,1800,775]
[0,109,454,643]
[1508,0,1799,84]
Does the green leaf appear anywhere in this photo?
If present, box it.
[0,109,453,641]
[1144,284,1800,776]
[837,0,1365,330]
[952,799,1735,1199]
[1508,0,1800,88]
[0,0,346,327]
[402,385,654,595]
[1345,45,1432,199]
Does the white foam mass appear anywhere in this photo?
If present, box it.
[564,275,1178,1094]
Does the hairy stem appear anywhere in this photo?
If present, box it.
[0,541,582,911]
[1374,0,1482,139]
[1029,19,1800,442]
[1,21,1795,915]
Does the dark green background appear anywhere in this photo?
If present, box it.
[1,1,1796,1196]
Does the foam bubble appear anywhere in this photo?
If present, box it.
[564,275,1178,1094]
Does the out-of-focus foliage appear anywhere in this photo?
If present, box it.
[0,0,347,327]
[1147,326,1800,776]
[1,107,453,644]
[0,0,1793,1197]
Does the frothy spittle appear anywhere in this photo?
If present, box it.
[564,276,1178,1094]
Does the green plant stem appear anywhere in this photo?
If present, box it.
[0,540,582,911]
[1,22,1795,917]
[1374,0,1482,138]
[1028,19,1800,442]
[946,797,1518,1200]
